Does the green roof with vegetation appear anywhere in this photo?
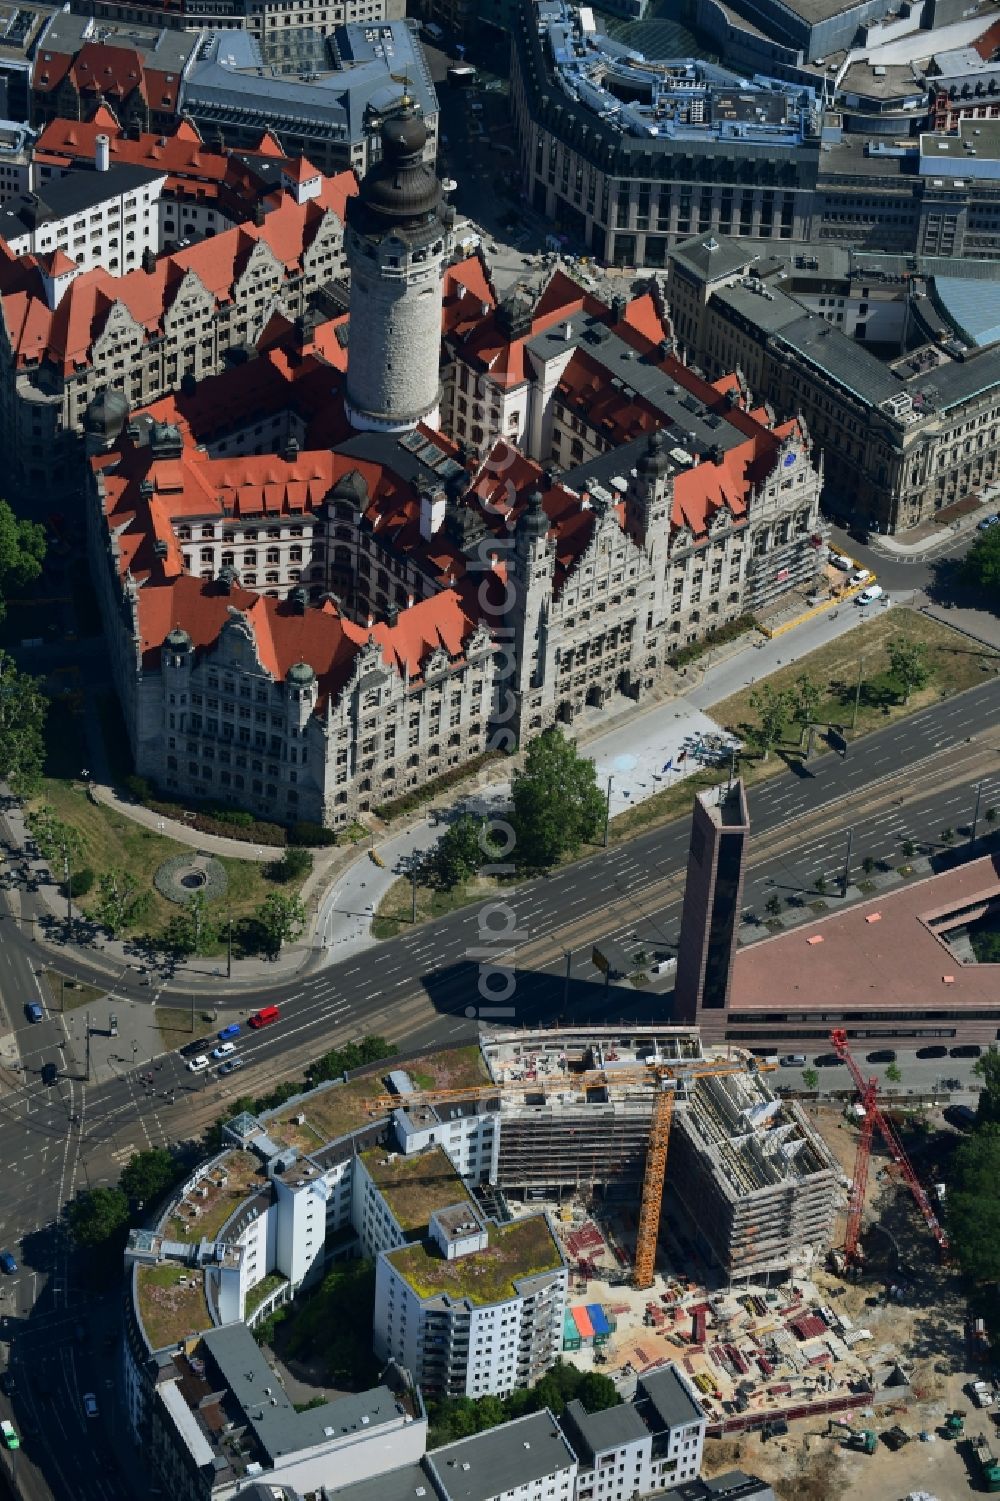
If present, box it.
[387,1215,563,1306]
[137,1263,211,1349]
[164,1150,264,1243]
[361,1145,471,1234]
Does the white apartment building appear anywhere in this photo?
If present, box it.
[374,1201,567,1400]
[0,151,165,276]
[426,1412,579,1501]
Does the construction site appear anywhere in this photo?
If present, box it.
[380,1022,995,1500]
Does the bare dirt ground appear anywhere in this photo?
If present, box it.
[699,1108,990,1501]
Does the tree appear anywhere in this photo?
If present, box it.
[748,684,793,760]
[791,672,822,744]
[974,1046,1000,1128]
[901,838,916,857]
[93,868,150,935]
[885,1061,902,1085]
[433,814,493,889]
[765,893,781,917]
[119,1148,181,1210]
[986,806,998,826]
[941,826,955,845]
[511,729,605,869]
[886,636,930,705]
[255,891,306,955]
[0,499,46,620]
[948,1124,1000,1284]
[862,855,876,875]
[164,890,217,956]
[269,845,313,884]
[0,651,47,794]
[26,805,84,881]
[802,1067,819,1091]
[67,1186,129,1249]
[814,873,827,895]
[961,525,1000,598]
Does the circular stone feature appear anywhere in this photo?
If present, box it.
[154,853,228,906]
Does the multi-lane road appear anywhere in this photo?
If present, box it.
[0,675,997,1499]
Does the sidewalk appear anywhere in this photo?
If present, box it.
[317,592,890,957]
[872,490,997,558]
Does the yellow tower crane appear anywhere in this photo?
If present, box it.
[363,1055,773,1291]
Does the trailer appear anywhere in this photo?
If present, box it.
[972,1434,1000,1492]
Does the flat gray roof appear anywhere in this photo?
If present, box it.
[527,312,751,456]
[325,1463,431,1501]
[427,1411,577,1501]
[670,233,757,285]
[0,162,164,235]
[638,1365,705,1431]
[561,1398,649,1462]
[201,1325,401,1464]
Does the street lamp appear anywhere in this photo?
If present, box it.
[603,776,613,848]
[851,654,869,732]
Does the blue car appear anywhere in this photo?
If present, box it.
[0,1252,17,1275]
[978,514,1000,531]
[25,1003,43,1023]
[218,1023,241,1041]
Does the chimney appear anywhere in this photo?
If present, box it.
[283,435,300,463]
[95,133,110,172]
[290,586,308,614]
[385,603,399,627]
[419,487,446,542]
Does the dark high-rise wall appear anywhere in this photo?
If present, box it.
[673,779,749,1031]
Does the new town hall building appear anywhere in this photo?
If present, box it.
[81,108,824,831]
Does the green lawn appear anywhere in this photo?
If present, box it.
[39,970,104,1013]
[711,607,995,750]
[31,781,297,949]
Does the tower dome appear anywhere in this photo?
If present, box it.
[355,106,440,226]
[84,387,130,448]
[518,490,550,539]
[638,429,670,477]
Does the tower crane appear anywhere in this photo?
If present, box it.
[830,1028,948,1265]
[363,1054,774,1291]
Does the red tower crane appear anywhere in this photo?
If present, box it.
[830,1029,949,1264]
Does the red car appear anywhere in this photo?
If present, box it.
[248,1005,280,1029]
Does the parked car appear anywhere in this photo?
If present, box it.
[82,1393,98,1419]
[849,568,872,586]
[944,1104,977,1131]
[917,1044,948,1059]
[0,1420,18,1450]
[187,1055,210,1073]
[866,1049,897,1063]
[218,1023,241,1040]
[24,1002,43,1023]
[951,1044,982,1058]
[856,584,885,605]
[779,1054,807,1067]
[211,1042,236,1061]
[829,552,854,572]
[977,513,999,530]
[0,1251,17,1274]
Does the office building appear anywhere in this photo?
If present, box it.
[674,781,750,1026]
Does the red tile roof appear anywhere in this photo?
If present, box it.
[730,854,1000,1015]
[0,170,356,374]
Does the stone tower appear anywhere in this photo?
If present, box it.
[505,490,556,744]
[345,106,453,433]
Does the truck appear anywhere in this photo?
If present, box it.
[971,1380,996,1409]
[944,1410,965,1439]
[972,1433,1000,1492]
